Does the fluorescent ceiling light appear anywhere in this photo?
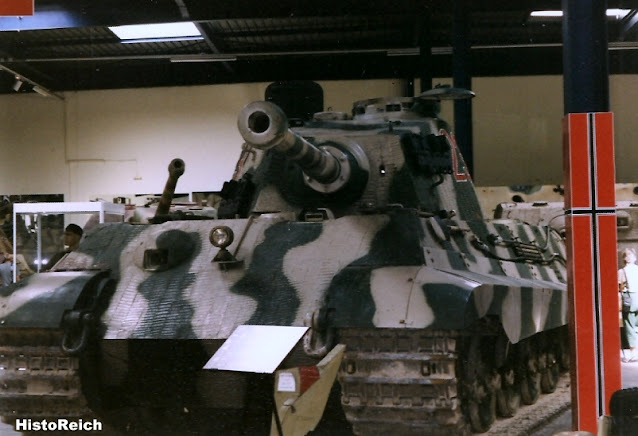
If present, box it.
[387,48,419,56]
[530,9,631,19]
[109,22,202,42]
[530,11,563,18]
[607,9,632,19]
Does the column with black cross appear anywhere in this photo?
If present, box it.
[562,0,622,432]
[564,113,621,432]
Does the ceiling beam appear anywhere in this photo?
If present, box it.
[174,0,234,73]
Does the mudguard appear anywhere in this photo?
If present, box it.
[327,265,567,344]
[0,271,109,329]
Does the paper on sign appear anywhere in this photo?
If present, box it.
[277,372,296,392]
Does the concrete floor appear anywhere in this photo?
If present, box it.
[0,422,19,435]
[529,355,638,436]
[532,409,572,436]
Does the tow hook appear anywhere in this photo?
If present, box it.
[303,310,335,358]
[60,276,111,355]
[61,310,94,355]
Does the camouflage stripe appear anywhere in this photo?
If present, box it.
[232,221,321,325]
[130,229,200,339]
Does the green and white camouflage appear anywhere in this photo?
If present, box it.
[0,88,569,435]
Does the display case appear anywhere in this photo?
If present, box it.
[11,201,125,281]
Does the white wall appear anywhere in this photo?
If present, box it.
[472,76,564,186]
[0,75,635,201]
[0,96,67,194]
[64,83,269,201]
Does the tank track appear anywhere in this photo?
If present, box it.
[0,329,91,424]
[337,328,469,436]
[337,326,568,436]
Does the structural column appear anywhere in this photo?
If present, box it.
[564,113,620,432]
[418,10,432,93]
[562,0,621,432]
[453,0,473,177]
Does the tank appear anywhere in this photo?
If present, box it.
[0,87,569,435]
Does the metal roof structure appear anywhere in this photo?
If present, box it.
[0,1,635,96]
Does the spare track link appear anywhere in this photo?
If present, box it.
[0,330,91,424]
[337,328,469,436]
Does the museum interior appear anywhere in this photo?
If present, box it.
[2,1,638,435]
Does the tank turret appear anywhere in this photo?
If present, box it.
[229,94,484,221]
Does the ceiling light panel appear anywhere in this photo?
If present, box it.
[530,9,631,19]
[109,22,202,42]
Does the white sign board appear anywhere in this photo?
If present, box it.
[203,325,309,374]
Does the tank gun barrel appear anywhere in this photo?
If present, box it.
[237,101,340,184]
[155,158,185,217]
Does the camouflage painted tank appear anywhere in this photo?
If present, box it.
[0,89,569,435]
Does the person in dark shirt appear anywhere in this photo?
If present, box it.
[45,223,83,270]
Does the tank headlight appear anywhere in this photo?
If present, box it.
[210,226,234,249]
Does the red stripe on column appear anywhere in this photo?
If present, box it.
[597,213,621,415]
[594,113,616,208]
[0,0,33,15]
[567,214,598,432]
[565,114,592,209]
[564,111,620,432]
